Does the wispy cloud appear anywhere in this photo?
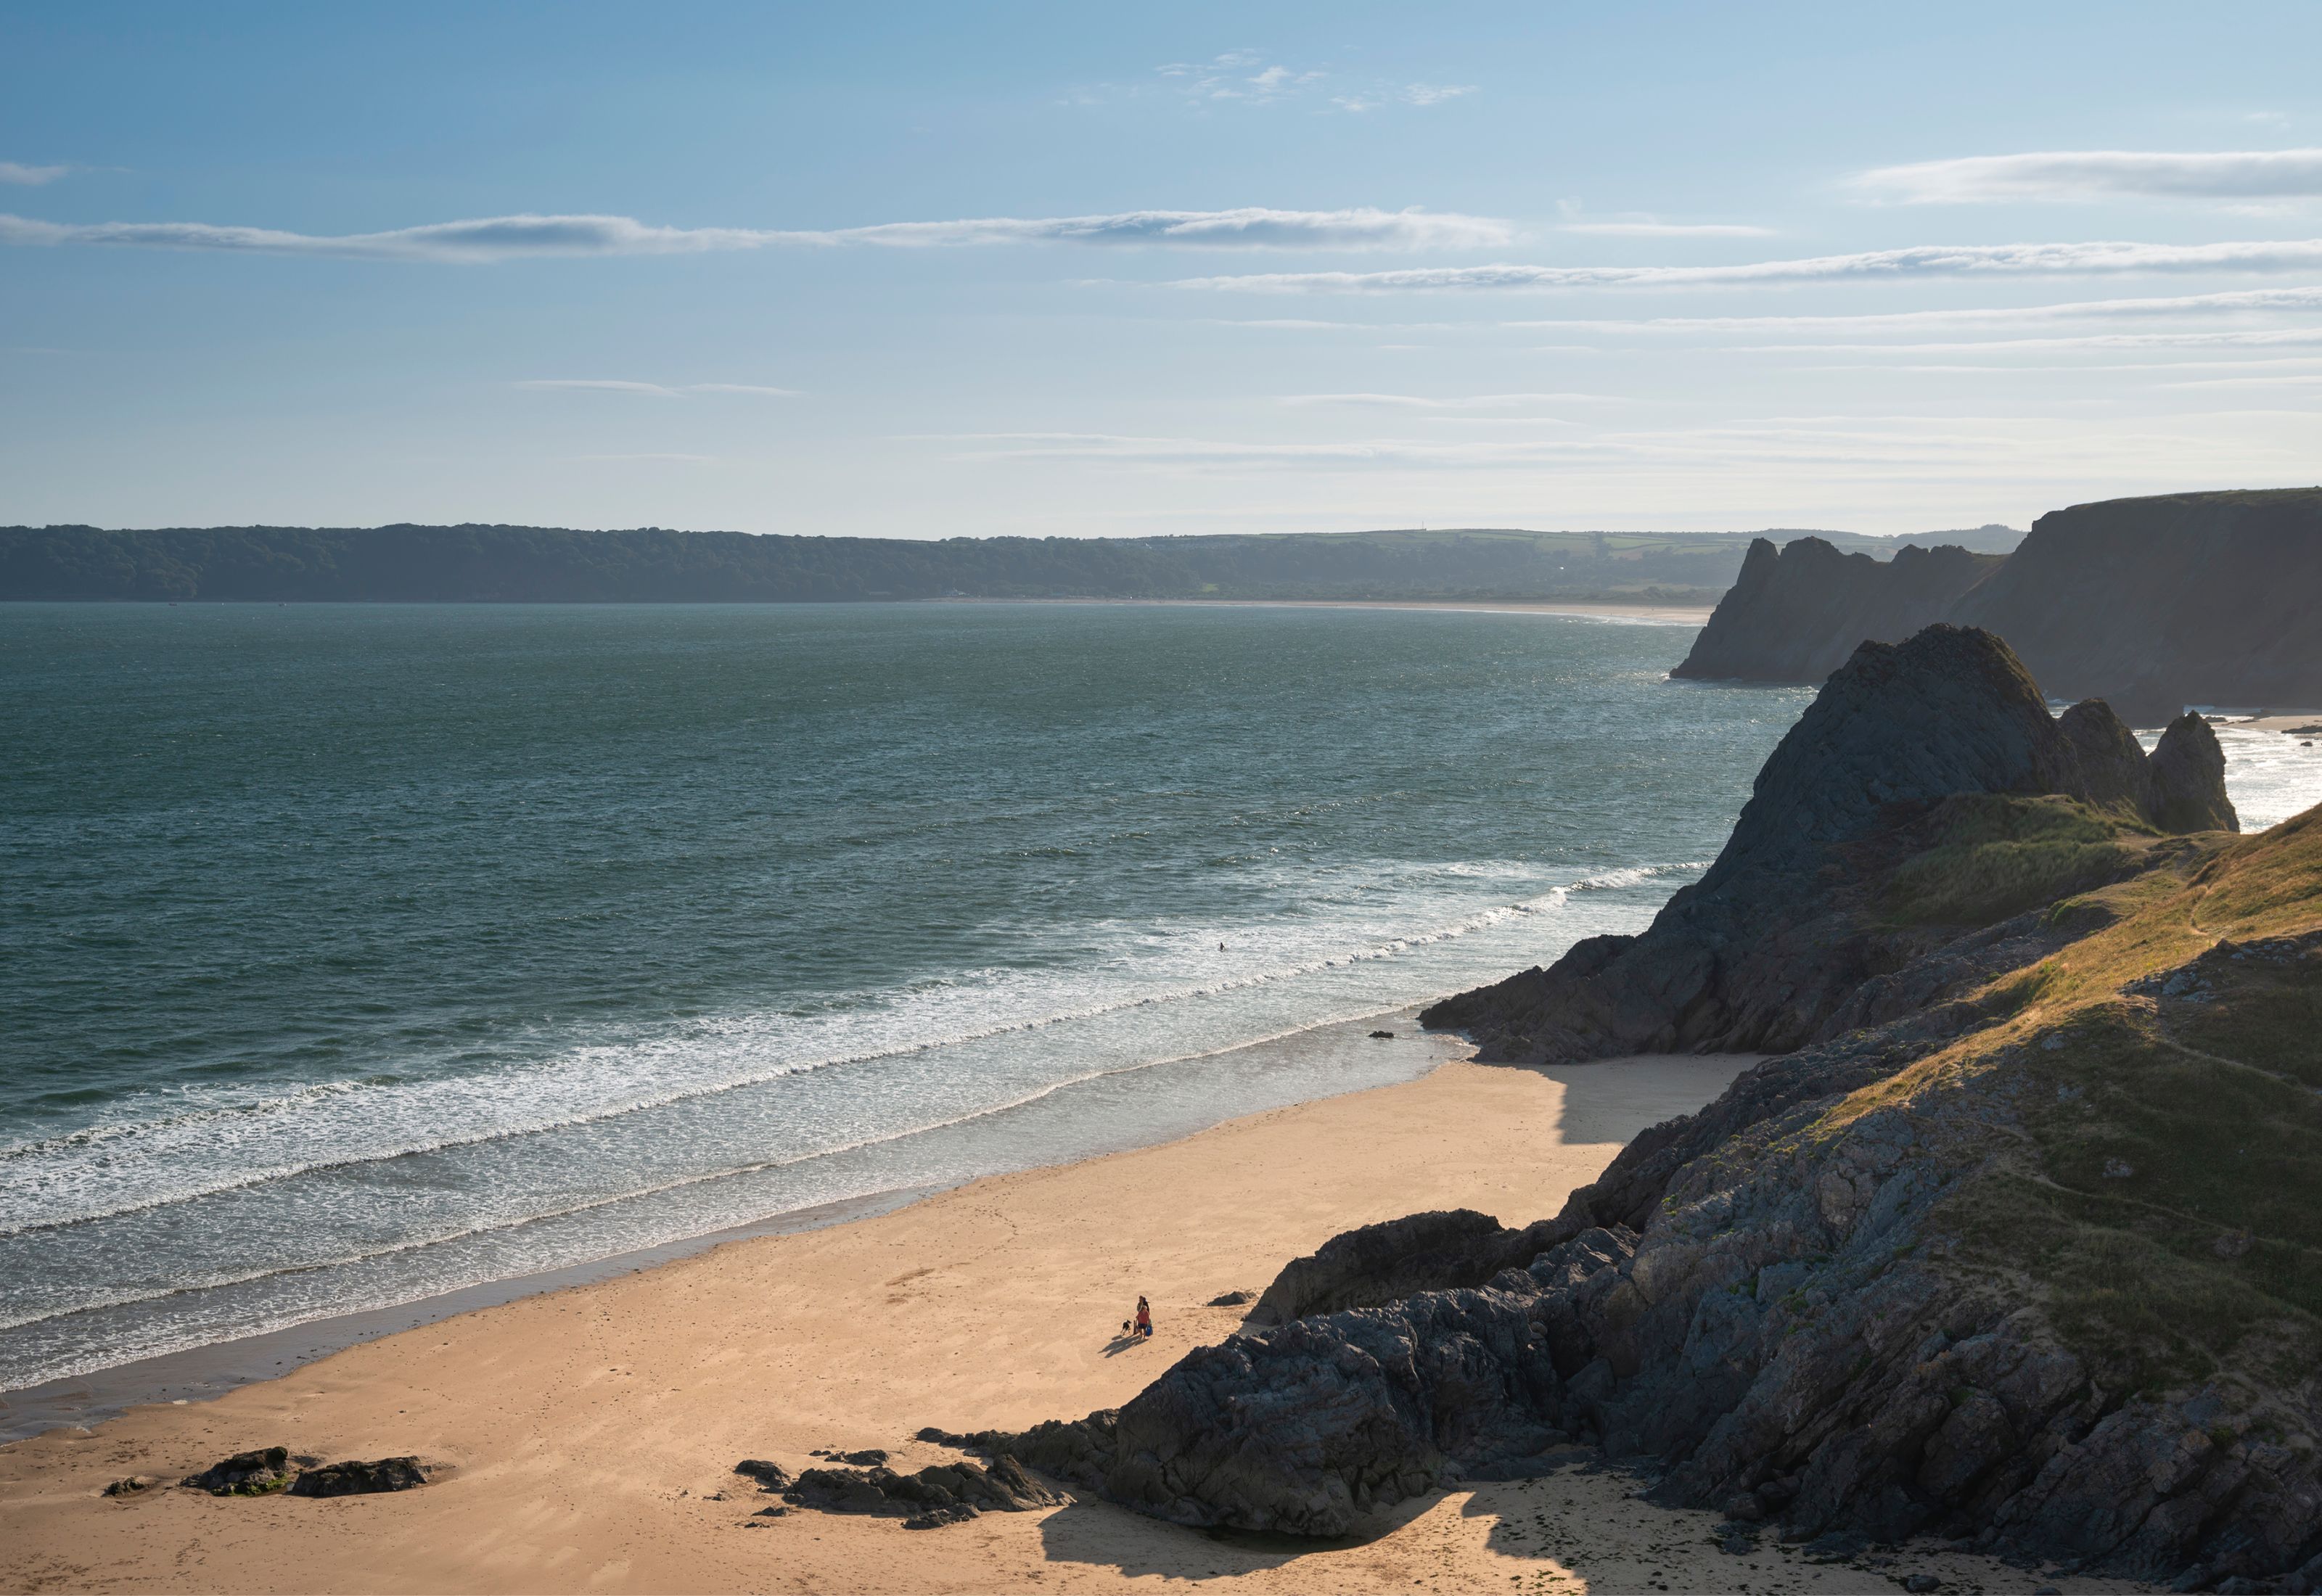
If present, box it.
[1851,148,2322,204]
[517,379,803,398]
[1172,237,2322,292]
[823,207,1509,250]
[1737,327,2322,355]
[931,414,2320,481]
[1150,52,1465,113]
[1154,52,1323,103]
[1276,392,1609,408]
[1334,83,1476,112]
[1559,220,1775,238]
[1502,285,2322,334]
[0,205,1509,261]
[0,161,70,186]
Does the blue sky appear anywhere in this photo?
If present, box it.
[5,0,2322,536]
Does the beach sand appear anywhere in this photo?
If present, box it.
[0,1054,2139,1595]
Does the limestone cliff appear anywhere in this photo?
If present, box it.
[1677,487,2322,725]
[1672,536,1999,683]
[1951,488,2322,725]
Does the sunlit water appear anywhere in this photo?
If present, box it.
[2,602,2312,1393]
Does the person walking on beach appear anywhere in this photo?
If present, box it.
[1134,1295,1152,1338]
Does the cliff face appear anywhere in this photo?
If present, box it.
[1677,488,2322,724]
[1672,537,2000,683]
[1420,625,2233,1068]
[947,630,2322,1589]
[1950,488,2322,725]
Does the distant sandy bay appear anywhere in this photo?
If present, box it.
[0,1037,2141,1595]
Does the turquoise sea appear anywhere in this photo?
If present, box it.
[1,602,2308,1399]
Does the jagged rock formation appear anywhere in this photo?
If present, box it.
[1421,625,2233,1068]
[1673,537,2000,683]
[1679,488,2322,725]
[940,630,2322,1588]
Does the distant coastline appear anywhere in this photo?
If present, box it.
[0,521,2016,606]
[935,595,1715,624]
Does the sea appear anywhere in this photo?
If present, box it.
[2,601,2313,1406]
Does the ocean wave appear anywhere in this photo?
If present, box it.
[0,1000,1441,1339]
[0,860,1708,1238]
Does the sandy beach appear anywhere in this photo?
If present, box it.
[0,1050,2145,1595]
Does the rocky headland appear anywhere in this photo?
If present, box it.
[1424,624,2233,1067]
[1675,487,2322,726]
[930,625,2322,1591]
[1673,535,2000,684]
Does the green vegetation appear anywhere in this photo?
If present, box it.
[1882,794,2145,926]
[0,522,2006,604]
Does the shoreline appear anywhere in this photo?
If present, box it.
[0,1186,939,1444]
[0,1047,2156,1595]
[0,1050,1739,1593]
[0,1005,1469,1441]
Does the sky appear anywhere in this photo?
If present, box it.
[5,1,2322,538]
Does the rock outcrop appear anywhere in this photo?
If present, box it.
[1252,1209,1516,1325]
[757,1454,1062,1530]
[941,631,2322,1589]
[1680,487,2322,725]
[1421,625,2233,1067]
[287,1457,428,1497]
[1673,537,2000,683]
[179,1447,294,1497]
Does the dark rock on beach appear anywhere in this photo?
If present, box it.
[1205,1289,1255,1307]
[102,1476,157,1498]
[776,1455,1062,1528]
[180,1447,295,1497]
[289,1457,428,1497]
[1252,1208,1526,1324]
[734,1458,793,1490]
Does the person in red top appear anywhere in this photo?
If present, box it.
[1133,1296,1152,1338]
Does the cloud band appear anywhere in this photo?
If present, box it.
[1852,149,2322,204]
[1172,238,2322,292]
[0,206,1509,263]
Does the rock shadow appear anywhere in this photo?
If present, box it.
[1519,1053,1761,1148]
[1032,1489,1439,1581]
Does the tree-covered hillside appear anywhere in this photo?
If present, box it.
[0,522,2019,604]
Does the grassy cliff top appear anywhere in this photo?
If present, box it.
[1844,801,2322,1400]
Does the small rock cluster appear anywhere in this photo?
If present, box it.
[154,1447,427,1500]
[732,1451,1060,1531]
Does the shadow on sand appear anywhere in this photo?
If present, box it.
[1030,1489,1443,1581]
